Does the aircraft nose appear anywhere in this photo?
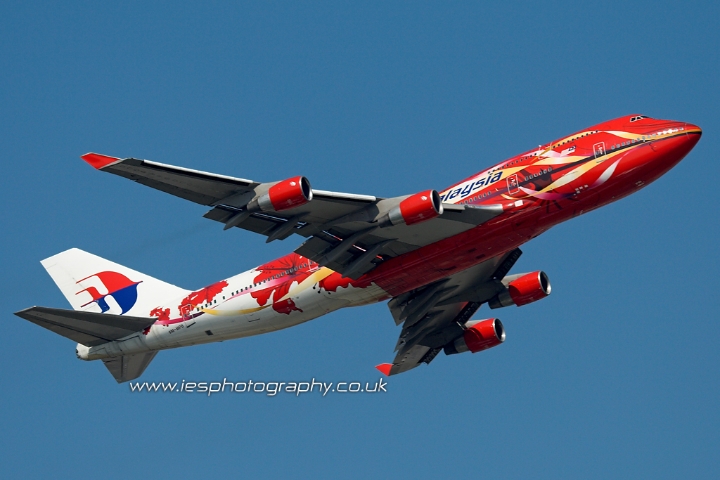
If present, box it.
[685,122,702,135]
[684,122,702,148]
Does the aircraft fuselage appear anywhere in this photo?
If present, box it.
[76,115,702,362]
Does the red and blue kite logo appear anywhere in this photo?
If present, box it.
[75,271,141,314]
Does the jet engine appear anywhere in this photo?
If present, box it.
[250,176,313,212]
[222,176,313,231]
[488,271,551,309]
[383,190,443,226]
[444,318,505,355]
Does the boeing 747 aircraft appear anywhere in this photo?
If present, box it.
[15,114,702,382]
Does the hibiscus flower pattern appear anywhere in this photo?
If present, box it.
[251,253,315,314]
[178,280,229,316]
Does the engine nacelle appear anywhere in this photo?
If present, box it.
[488,271,551,309]
[444,318,505,355]
[250,176,313,212]
[384,190,443,226]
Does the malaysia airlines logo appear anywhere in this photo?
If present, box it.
[75,271,141,314]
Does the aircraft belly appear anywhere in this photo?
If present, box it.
[146,279,382,349]
[85,332,154,359]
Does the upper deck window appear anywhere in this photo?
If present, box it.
[630,115,650,122]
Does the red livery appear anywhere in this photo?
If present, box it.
[15,114,702,382]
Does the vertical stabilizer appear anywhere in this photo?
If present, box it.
[41,248,189,317]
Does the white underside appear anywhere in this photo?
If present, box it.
[78,280,387,361]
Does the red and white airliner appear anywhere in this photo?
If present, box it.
[16,114,701,382]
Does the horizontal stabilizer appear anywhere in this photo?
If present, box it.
[14,306,155,347]
[103,352,157,383]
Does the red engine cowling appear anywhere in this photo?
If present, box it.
[386,190,443,226]
[254,176,313,212]
[488,271,551,309]
[444,318,505,355]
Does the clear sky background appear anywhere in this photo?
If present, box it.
[2,1,718,478]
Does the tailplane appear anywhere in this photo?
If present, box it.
[14,306,159,382]
[102,352,158,383]
[13,248,181,383]
[41,248,189,317]
[14,306,156,347]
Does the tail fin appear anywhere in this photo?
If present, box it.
[41,248,189,317]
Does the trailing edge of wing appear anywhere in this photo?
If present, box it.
[14,306,156,347]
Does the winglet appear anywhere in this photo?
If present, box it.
[81,152,122,170]
[375,363,393,376]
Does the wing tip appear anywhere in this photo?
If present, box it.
[81,152,121,170]
[375,363,393,376]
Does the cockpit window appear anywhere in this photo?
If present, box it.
[630,115,650,122]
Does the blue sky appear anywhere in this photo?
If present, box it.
[2,1,719,478]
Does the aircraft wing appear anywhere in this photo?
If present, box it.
[82,153,504,278]
[380,248,522,375]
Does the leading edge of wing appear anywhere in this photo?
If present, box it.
[81,153,257,188]
[312,189,378,204]
[80,153,505,280]
[81,153,260,206]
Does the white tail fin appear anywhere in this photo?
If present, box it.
[41,248,189,317]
